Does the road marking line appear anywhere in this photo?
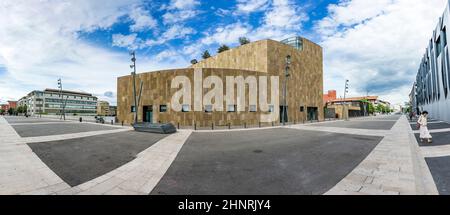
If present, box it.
[24,128,133,143]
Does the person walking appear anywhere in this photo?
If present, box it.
[418,111,432,143]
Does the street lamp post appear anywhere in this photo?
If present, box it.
[344,80,349,121]
[282,55,291,126]
[130,51,138,124]
[57,78,65,120]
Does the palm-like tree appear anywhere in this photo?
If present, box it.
[217,45,230,53]
[202,50,211,59]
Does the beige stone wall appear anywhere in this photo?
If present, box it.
[117,38,324,126]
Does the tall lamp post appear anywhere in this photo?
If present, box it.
[130,51,138,124]
[282,55,291,126]
[344,80,349,121]
[57,78,65,120]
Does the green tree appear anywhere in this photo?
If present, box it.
[23,105,27,114]
[16,106,23,114]
[368,103,375,115]
[7,107,14,115]
[217,45,230,53]
[376,104,384,113]
[0,109,5,115]
[190,59,198,64]
[239,37,250,45]
[202,50,211,59]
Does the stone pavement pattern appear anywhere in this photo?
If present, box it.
[0,115,442,195]
[0,117,71,194]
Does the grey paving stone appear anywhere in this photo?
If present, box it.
[425,156,450,195]
[151,128,382,195]
[28,131,169,186]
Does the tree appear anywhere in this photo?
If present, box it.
[7,107,14,115]
[217,45,230,53]
[23,105,27,114]
[0,109,5,115]
[16,106,23,114]
[239,37,250,45]
[368,103,375,115]
[190,59,198,64]
[376,104,384,113]
[202,50,211,59]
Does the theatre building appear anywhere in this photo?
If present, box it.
[117,37,324,126]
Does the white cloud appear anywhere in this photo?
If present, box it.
[0,0,187,105]
[144,25,196,47]
[163,9,199,24]
[236,0,270,14]
[317,0,447,105]
[162,0,200,24]
[112,33,140,50]
[167,0,200,10]
[201,23,251,45]
[129,6,158,32]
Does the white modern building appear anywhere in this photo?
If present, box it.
[18,89,98,116]
[413,1,450,123]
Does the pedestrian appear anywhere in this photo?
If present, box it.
[417,111,432,143]
[409,111,414,121]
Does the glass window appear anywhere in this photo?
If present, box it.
[131,106,136,113]
[249,105,257,112]
[182,104,190,112]
[160,105,168,112]
[300,106,304,112]
[436,37,442,56]
[227,105,236,112]
[204,105,213,113]
[443,27,447,47]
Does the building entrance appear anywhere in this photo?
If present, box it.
[307,107,318,121]
[143,105,153,123]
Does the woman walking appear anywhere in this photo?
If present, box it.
[418,111,433,143]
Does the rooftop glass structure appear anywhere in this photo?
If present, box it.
[280,37,303,51]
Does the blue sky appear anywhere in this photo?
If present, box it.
[0,0,447,106]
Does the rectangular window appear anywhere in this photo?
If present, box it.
[249,105,257,112]
[443,27,447,47]
[227,105,236,112]
[131,106,136,113]
[436,37,442,56]
[300,106,305,112]
[160,105,168,112]
[182,104,190,112]
[268,105,274,113]
[204,105,213,113]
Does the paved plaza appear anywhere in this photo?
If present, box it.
[0,114,448,195]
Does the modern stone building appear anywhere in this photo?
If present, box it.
[18,89,98,116]
[117,37,323,126]
[412,1,450,122]
[97,101,110,116]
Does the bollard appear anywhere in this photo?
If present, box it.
[79,117,82,122]
[121,121,124,126]
[212,123,214,130]
[244,123,247,129]
[194,122,197,130]
[228,123,231,130]
[259,122,261,128]
[111,120,113,125]
[177,122,180,129]
[272,122,274,127]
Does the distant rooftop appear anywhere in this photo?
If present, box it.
[44,88,93,97]
[330,96,379,103]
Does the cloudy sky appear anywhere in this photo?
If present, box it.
[0,0,447,106]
